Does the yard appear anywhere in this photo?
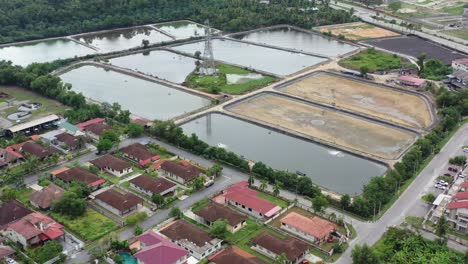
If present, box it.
[51,208,118,241]
[339,48,407,72]
[257,192,289,208]
[186,63,276,94]
[191,198,210,212]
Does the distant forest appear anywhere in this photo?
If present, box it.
[0,0,357,44]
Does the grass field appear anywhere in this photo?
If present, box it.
[186,64,276,94]
[51,208,118,241]
[442,3,467,15]
[339,48,407,72]
[442,29,468,41]
[257,192,289,208]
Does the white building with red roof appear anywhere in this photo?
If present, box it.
[280,212,336,243]
[131,231,188,264]
[223,181,281,219]
[2,212,64,248]
[446,200,468,234]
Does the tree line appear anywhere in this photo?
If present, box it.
[0,0,357,44]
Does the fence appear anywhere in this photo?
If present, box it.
[87,201,126,227]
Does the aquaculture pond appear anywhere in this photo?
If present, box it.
[181,113,387,195]
[155,21,211,39]
[59,65,211,120]
[73,26,173,53]
[232,26,358,57]
[109,50,197,84]
[0,38,96,66]
[171,38,327,76]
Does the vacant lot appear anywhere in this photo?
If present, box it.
[318,22,399,40]
[279,72,433,130]
[51,208,118,241]
[228,93,417,160]
[442,29,468,41]
[365,36,468,64]
[339,48,407,72]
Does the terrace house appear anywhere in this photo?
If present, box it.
[251,232,309,264]
[90,154,133,177]
[209,246,266,264]
[223,181,281,219]
[131,230,189,264]
[193,202,247,233]
[158,219,222,260]
[159,160,205,184]
[94,189,144,216]
[129,174,177,197]
[52,167,105,190]
[280,212,336,244]
[3,212,64,249]
[121,143,160,166]
[8,141,59,160]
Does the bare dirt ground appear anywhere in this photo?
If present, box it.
[279,73,433,130]
[228,93,417,160]
[317,22,399,40]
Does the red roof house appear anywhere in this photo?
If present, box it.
[447,200,468,210]
[454,191,468,201]
[223,181,281,218]
[209,246,266,264]
[398,75,426,88]
[132,231,188,264]
[280,212,336,243]
[76,118,105,130]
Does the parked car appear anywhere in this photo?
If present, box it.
[444,173,452,176]
[463,147,468,153]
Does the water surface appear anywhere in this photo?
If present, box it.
[155,21,210,39]
[181,113,387,195]
[60,65,210,120]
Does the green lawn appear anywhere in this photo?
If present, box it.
[339,48,408,72]
[257,192,289,208]
[442,4,467,15]
[442,29,468,41]
[191,198,210,212]
[186,63,276,94]
[51,208,118,241]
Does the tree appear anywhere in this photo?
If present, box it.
[248,174,255,187]
[312,195,328,214]
[151,193,164,206]
[340,194,351,210]
[97,138,113,153]
[169,206,183,218]
[142,39,150,48]
[273,253,288,264]
[194,51,202,59]
[127,123,144,138]
[134,225,143,236]
[1,186,17,201]
[210,219,228,239]
[360,65,369,77]
[193,175,206,190]
[260,180,268,192]
[352,244,380,264]
[52,192,86,217]
[417,53,426,74]
[388,1,402,12]
[31,240,63,264]
[449,155,466,166]
[435,216,448,245]
[126,212,147,226]
[207,163,223,177]
[273,182,282,197]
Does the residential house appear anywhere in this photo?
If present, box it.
[3,212,64,248]
[452,58,468,71]
[129,175,177,197]
[94,189,143,216]
[77,118,110,141]
[121,143,160,166]
[280,212,336,244]
[158,219,222,260]
[251,232,309,264]
[29,184,65,210]
[131,230,189,264]
[90,154,133,177]
[0,200,32,230]
[209,246,266,264]
[448,69,468,89]
[0,238,15,263]
[76,118,105,130]
[194,202,247,233]
[159,160,205,184]
[8,141,59,160]
[4,114,59,137]
[223,181,281,219]
[52,167,105,190]
[0,148,22,169]
[55,132,84,151]
[397,75,426,88]
[446,200,468,234]
[131,118,151,128]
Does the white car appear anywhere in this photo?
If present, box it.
[463,147,468,153]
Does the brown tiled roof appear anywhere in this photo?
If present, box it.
[84,123,111,136]
[251,232,309,261]
[209,246,266,264]
[121,143,153,161]
[90,154,132,171]
[22,141,59,159]
[29,184,65,209]
[159,219,213,247]
[95,189,143,212]
[55,132,81,149]
[0,148,19,167]
[160,160,205,182]
[129,175,176,195]
[280,212,336,240]
[195,202,247,227]
[0,200,32,229]
[55,167,102,185]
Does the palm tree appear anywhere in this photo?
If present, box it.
[273,182,282,197]
[260,180,268,192]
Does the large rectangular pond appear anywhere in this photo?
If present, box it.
[109,50,197,84]
[155,21,211,39]
[73,27,173,53]
[59,65,211,120]
[0,39,96,66]
[181,113,387,195]
[171,38,327,76]
[232,27,358,57]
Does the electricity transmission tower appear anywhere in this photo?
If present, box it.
[201,20,216,75]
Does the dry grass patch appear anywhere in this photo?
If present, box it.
[318,22,399,40]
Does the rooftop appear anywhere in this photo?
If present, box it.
[121,143,154,161]
[195,202,247,227]
[83,122,112,136]
[95,189,144,212]
[7,212,64,240]
[55,132,81,148]
[54,167,104,187]
[90,154,132,171]
[251,232,309,261]
[0,200,32,229]
[453,58,468,66]
[0,245,15,259]
[0,148,20,167]
[21,141,59,159]
[129,175,176,195]
[398,75,426,86]
[448,200,468,210]
[134,231,188,264]
[225,181,281,217]
[76,118,105,129]
[29,184,65,209]
[209,246,266,264]
[7,114,59,133]
[160,160,205,182]
[454,191,468,201]
[280,212,336,240]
